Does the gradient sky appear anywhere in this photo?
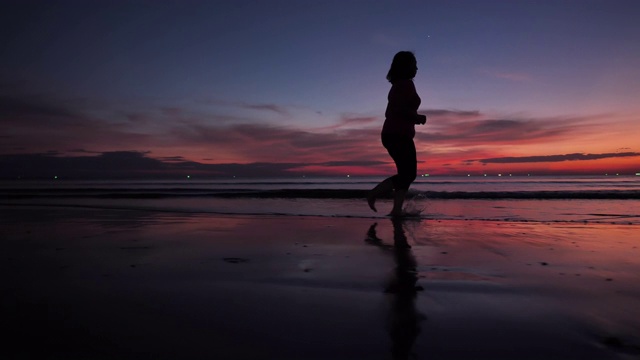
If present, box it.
[2,0,639,178]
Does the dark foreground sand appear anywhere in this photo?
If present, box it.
[2,205,640,359]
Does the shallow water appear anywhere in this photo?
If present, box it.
[2,175,639,224]
[5,196,639,225]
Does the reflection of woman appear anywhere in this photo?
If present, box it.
[365,220,422,360]
[368,51,426,217]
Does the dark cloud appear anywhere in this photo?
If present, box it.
[0,94,162,154]
[416,117,579,146]
[423,109,481,118]
[311,115,379,132]
[0,151,160,179]
[158,155,188,162]
[0,95,78,124]
[69,148,101,154]
[201,162,305,177]
[319,160,388,167]
[476,152,640,164]
[0,151,236,178]
[169,122,380,163]
[338,115,378,126]
[161,107,183,116]
[204,98,290,116]
[240,103,289,116]
[125,112,151,123]
[0,151,389,179]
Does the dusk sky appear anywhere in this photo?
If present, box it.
[2,0,639,178]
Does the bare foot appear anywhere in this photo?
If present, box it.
[387,210,404,218]
[367,194,377,212]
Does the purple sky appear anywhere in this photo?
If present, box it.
[2,0,639,178]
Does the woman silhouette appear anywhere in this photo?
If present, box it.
[368,51,427,217]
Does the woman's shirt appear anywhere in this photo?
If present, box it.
[382,79,421,139]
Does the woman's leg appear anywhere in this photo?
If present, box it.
[389,188,407,217]
[368,177,394,212]
[369,135,417,215]
[388,138,417,216]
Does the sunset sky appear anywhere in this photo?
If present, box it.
[2,0,639,178]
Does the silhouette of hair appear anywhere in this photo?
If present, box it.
[386,51,417,84]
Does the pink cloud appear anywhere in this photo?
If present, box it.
[3,93,637,177]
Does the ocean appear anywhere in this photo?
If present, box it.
[2,175,639,224]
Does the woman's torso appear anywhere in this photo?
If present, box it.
[382,79,421,139]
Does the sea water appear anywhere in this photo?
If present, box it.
[1,175,639,224]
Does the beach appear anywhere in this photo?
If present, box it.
[2,205,639,359]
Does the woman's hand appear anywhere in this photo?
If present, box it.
[416,114,427,125]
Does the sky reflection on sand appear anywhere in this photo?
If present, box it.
[1,207,639,359]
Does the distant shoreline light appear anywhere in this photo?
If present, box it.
[6,172,640,180]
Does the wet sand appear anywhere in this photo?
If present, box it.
[1,205,639,359]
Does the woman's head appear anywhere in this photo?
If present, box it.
[386,51,417,83]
